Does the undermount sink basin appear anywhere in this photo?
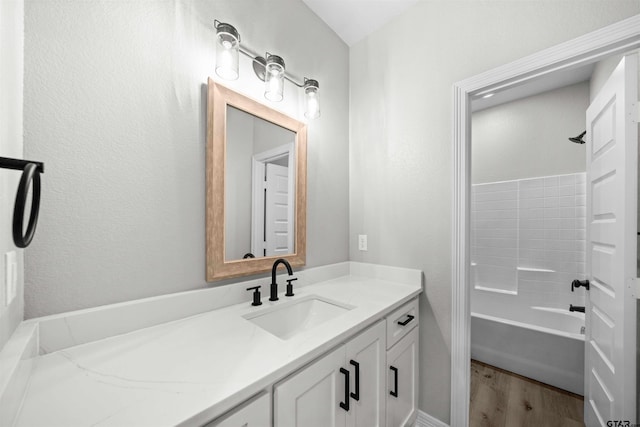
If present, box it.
[243,295,354,340]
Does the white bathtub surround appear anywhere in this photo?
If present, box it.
[471,180,518,294]
[471,172,587,318]
[470,173,587,394]
[0,262,421,426]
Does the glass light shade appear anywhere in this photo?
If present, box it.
[215,23,240,80]
[304,79,320,119]
[264,54,285,102]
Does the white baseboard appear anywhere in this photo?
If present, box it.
[415,410,449,427]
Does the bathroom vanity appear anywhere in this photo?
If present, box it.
[216,297,418,427]
[0,262,421,427]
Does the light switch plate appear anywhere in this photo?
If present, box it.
[5,251,17,306]
[358,234,368,251]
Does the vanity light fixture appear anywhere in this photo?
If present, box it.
[304,79,320,119]
[214,21,240,80]
[213,20,321,118]
[264,53,285,102]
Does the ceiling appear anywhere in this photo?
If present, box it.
[302,0,419,46]
[471,63,595,111]
[302,0,597,108]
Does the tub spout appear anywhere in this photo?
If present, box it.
[569,304,585,313]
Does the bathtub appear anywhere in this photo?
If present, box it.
[471,307,585,395]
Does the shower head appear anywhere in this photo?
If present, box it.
[569,131,586,144]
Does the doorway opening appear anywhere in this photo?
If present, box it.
[469,76,589,427]
[451,15,640,426]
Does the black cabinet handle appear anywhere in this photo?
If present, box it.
[397,314,415,326]
[350,360,360,401]
[390,365,398,398]
[339,367,350,411]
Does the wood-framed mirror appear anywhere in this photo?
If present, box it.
[206,79,307,280]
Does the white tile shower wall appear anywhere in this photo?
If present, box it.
[471,173,586,313]
[518,173,586,309]
[471,181,518,294]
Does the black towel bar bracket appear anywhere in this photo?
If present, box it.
[0,156,44,248]
[0,157,44,174]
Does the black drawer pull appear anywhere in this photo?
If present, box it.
[397,314,415,326]
[339,367,350,411]
[390,365,398,398]
[350,360,360,401]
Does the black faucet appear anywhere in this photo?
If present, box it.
[569,304,585,313]
[270,258,296,301]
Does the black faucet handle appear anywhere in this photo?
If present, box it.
[246,286,262,306]
[285,277,297,297]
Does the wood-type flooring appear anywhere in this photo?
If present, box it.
[470,360,585,427]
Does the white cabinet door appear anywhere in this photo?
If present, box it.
[274,345,348,427]
[386,327,419,427]
[205,391,271,427]
[345,320,386,427]
[274,321,388,427]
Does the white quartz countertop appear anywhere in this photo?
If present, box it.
[10,266,421,426]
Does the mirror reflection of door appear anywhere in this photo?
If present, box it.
[265,163,290,256]
[225,105,296,261]
[250,145,295,257]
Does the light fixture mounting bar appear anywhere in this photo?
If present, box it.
[238,46,305,87]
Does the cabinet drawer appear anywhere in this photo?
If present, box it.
[386,298,418,349]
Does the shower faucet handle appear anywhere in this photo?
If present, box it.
[571,279,590,292]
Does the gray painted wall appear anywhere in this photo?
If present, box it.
[0,0,24,351]
[225,107,254,261]
[349,3,639,422]
[472,82,589,184]
[23,0,349,318]
[253,118,295,155]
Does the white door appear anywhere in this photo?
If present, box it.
[345,320,386,427]
[584,54,638,426]
[274,345,348,427]
[265,163,292,256]
[386,327,419,427]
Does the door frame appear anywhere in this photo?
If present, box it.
[451,15,640,426]
[251,142,295,257]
